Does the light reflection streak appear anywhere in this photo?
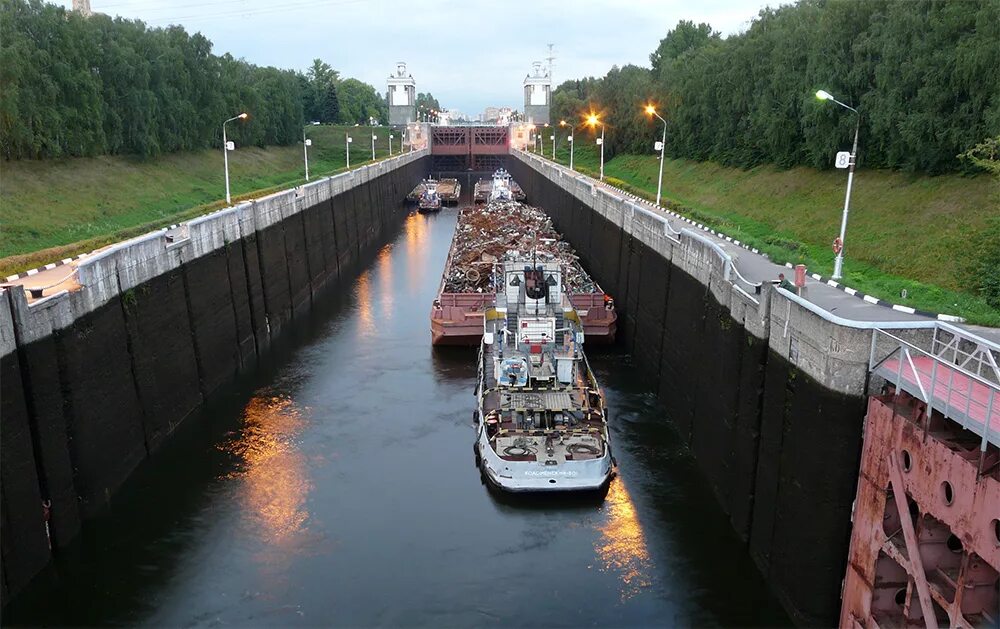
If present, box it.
[595,480,654,601]
[377,244,393,321]
[355,270,374,338]
[223,395,311,546]
[403,212,428,293]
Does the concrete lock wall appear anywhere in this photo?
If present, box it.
[0,150,430,604]
[508,152,878,626]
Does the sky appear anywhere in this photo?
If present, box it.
[55,0,782,116]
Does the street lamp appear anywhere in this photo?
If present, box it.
[550,133,555,158]
[371,133,377,160]
[586,113,605,181]
[346,133,353,168]
[222,112,248,204]
[560,120,574,170]
[303,128,312,181]
[389,133,394,156]
[816,89,860,280]
[645,104,667,207]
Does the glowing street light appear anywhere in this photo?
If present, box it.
[560,120,574,171]
[222,112,248,204]
[644,104,667,206]
[816,89,860,280]
[586,113,605,181]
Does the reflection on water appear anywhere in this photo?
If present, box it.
[595,479,653,601]
[377,243,394,321]
[222,394,311,546]
[355,270,374,339]
[403,211,429,293]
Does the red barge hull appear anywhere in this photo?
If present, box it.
[431,292,616,346]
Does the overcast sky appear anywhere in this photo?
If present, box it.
[55,0,782,115]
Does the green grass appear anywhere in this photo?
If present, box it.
[530,140,1000,326]
[0,125,401,274]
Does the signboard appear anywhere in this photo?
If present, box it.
[347,137,353,143]
[596,138,603,145]
[225,141,235,151]
[654,141,664,152]
[835,151,852,169]
[567,136,573,142]
[304,139,312,146]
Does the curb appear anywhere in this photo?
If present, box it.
[797,268,965,323]
[4,253,89,283]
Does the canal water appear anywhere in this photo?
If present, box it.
[6,205,789,627]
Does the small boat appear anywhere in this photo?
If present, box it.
[474,254,616,493]
[418,179,442,212]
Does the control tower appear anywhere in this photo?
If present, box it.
[387,62,416,125]
[522,61,550,125]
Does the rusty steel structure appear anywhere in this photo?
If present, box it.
[430,126,509,172]
[841,324,999,628]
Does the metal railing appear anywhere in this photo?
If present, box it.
[870,323,999,451]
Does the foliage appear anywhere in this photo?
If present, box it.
[415,92,440,112]
[0,0,303,159]
[336,78,389,125]
[321,82,341,124]
[551,0,1000,174]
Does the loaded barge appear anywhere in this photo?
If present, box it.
[474,169,525,204]
[408,178,461,206]
[430,202,616,346]
[474,256,615,493]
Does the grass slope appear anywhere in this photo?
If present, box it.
[0,125,398,272]
[537,140,999,325]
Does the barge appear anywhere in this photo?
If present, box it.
[474,256,615,493]
[430,202,616,346]
[418,179,442,212]
[408,178,461,205]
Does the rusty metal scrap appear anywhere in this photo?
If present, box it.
[443,201,598,293]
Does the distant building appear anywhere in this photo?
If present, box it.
[483,106,501,122]
[72,0,93,16]
[386,62,416,125]
[523,61,550,124]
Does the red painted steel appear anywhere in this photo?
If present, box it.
[430,126,509,157]
[840,390,999,628]
[881,355,1000,437]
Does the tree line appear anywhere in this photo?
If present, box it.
[0,0,393,160]
[552,0,1000,174]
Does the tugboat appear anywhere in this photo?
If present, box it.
[473,254,616,493]
[474,169,526,203]
[418,178,442,212]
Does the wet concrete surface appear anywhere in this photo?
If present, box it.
[5,207,790,627]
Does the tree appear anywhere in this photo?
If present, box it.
[321,82,341,124]
[415,92,440,112]
[649,20,718,77]
[337,78,387,124]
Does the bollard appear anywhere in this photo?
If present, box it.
[794,264,807,288]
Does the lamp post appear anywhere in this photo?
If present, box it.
[644,104,667,207]
[587,113,605,181]
[346,133,352,168]
[550,133,555,158]
[222,112,248,204]
[303,128,312,181]
[371,133,377,160]
[389,133,394,156]
[560,120,574,170]
[816,89,860,280]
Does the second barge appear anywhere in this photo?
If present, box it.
[430,202,616,346]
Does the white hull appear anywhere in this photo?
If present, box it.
[476,426,615,493]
